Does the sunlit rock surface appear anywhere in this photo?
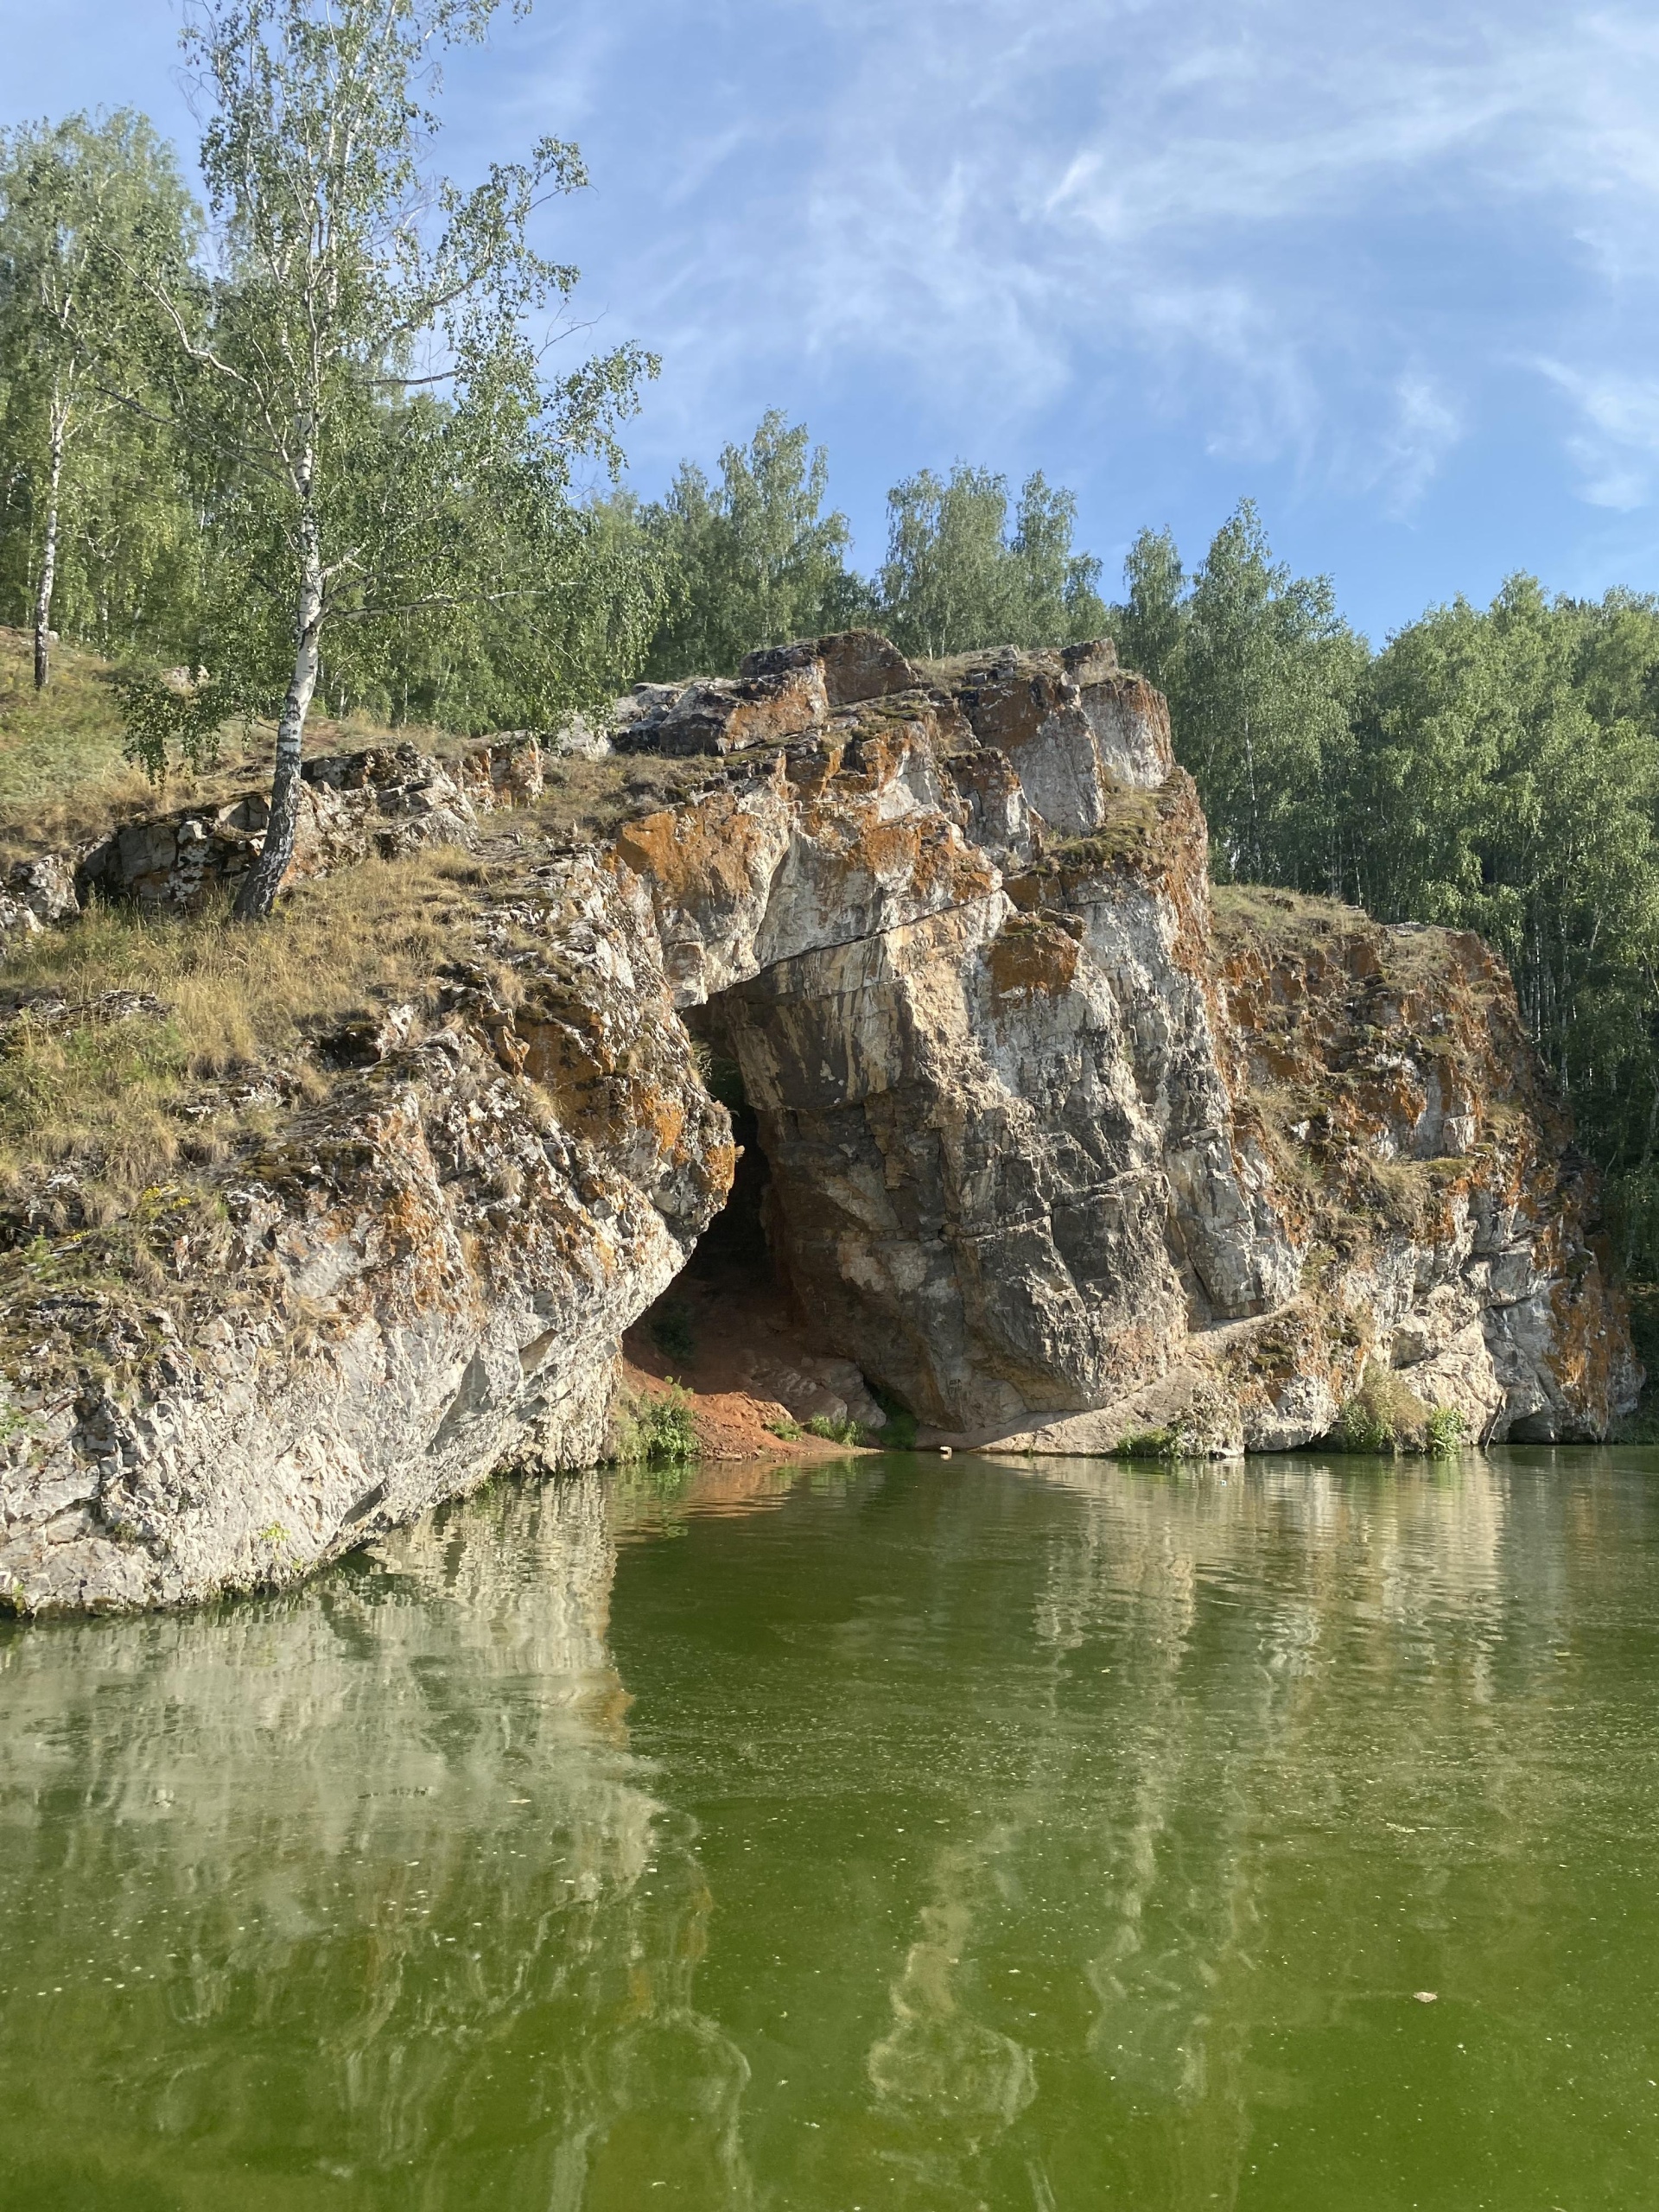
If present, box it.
[0,632,1636,1611]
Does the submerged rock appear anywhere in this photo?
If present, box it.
[0,634,1637,1612]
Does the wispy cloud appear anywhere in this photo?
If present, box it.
[473,0,1659,531]
[7,0,1659,615]
[1537,363,1659,509]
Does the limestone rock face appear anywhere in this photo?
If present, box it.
[0,632,1637,1613]
[0,854,732,1613]
[0,855,79,959]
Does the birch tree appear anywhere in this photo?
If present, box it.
[0,111,194,687]
[643,412,863,679]
[879,465,1107,659]
[130,0,652,918]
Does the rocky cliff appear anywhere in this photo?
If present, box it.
[0,633,1637,1611]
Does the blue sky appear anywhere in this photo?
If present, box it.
[7,0,1659,642]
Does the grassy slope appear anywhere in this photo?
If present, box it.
[0,626,464,861]
[0,628,709,1230]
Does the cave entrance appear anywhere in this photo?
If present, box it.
[628,1014,786,1378]
[624,1007,898,1446]
[683,1039,774,1288]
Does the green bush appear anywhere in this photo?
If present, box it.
[766,1414,802,1440]
[1425,1404,1466,1457]
[1335,1363,1459,1456]
[612,1383,698,1467]
[1336,1392,1395,1453]
[1115,1426,1183,1460]
[805,1413,863,1446]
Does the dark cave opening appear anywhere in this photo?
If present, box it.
[632,1017,787,1367]
[626,1010,910,1447]
[684,1046,774,1287]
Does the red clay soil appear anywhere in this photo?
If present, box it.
[620,1265,877,1462]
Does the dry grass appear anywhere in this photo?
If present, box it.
[0,848,493,1213]
[0,626,462,863]
[0,626,740,1236]
[0,624,730,868]
[0,696,726,1221]
[1210,882,1369,944]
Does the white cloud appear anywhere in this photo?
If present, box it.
[478,0,1659,517]
[1536,364,1659,509]
[8,0,1655,545]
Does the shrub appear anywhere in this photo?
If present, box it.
[612,1382,698,1467]
[1336,1363,1438,1454]
[1336,1391,1395,1454]
[766,1414,802,1440]
[1115,1425,1183,1460]
[1425,1404,1466,1457]
[805,1413,863,1446]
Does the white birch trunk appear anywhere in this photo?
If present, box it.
[32,391,67,692]
[233,502,323,920]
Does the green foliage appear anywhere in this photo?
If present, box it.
[879,464,1108,660]
[1343,578,1659,1275]
[1114,1425,1185,1460]
[1425,1406,1466,1458]
[115,0,658,910]
[1335,1390,1396,1455]
[0,111,201,680]
[643,411,865,679]
[804,1412,863,1446]
[765,1414,803,1441]
[612,1383,698,1467]
[1108,512,1659,1293]
[111,665,257,778]
[1334,1365,1441,1455]
[1112,526,1185,690]
[1114,502,1368,886]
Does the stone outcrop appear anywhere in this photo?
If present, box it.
[0,631,1637,1612]
[0,853,79,947]
[0,736,550,961]
[72,734,546,919]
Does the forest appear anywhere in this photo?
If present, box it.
[4,99,1659,1286]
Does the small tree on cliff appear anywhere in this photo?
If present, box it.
[125,0,652,918]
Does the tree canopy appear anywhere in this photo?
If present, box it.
[0,110,199,687]
[641,411,865,680]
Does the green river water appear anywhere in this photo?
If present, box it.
[2,1447,1657,2210]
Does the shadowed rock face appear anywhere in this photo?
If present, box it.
[0,634,1637,1613]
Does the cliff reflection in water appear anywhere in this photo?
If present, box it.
[2,1450,1656,2212]
[0,1474,758,2209]
[839,1452,1647,2212]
